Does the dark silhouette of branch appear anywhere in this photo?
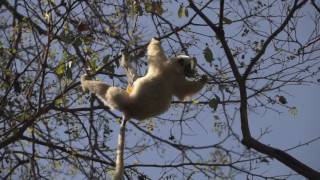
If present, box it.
[311,0,320,13]
[189,0,320,179]
[242,0,309,79]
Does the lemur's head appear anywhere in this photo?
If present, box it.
[174,55,197,78]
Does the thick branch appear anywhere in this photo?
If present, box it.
[190,0,320,178]
[188,0,242,82]
[239,81,320,179]
[219,0,225,29]
[238,0,320,178]
[243,138,320,179]
[311,0,320,13]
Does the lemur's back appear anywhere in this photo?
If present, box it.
[128,75,172,119]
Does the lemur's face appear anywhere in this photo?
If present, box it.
[176,55,196,78]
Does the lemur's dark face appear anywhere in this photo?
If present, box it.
[177,56,196,78]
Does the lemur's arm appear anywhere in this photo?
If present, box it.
[147,38,168,74]
[173,76,207,100]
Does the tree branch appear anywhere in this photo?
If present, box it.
[219,0,225,29]
[238,78,320,179]
[188,0,242,83]
[311,0,320,13]
[189,0,320,178]
[243,0,308,80]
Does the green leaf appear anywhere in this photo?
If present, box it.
[82,35,94,45]
[17,113,30,121]
[55,96,67,107]
[192,99,199,104]
[178,5,183,17]
[10,48,17,54]
[73,37,82,46]
[89,59,97,72]
[133,4,143,16]
[288,107,298,117]
[54,61,65,77]
[61,32,75,44]
[178,5,185,18]
[146,119,155,132]
[115,118,121,124]
[145,2,153,13]
[223,16,232,24]
[203,46,214,63]
[209,95,220,111]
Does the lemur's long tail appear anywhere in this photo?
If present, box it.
[112,116,129,180]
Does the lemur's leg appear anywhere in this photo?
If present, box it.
[80,74,110,97]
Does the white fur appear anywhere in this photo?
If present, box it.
[81,38,205,120]
[80,38,206,180]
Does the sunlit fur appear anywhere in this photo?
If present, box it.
[81,38,206,180]
[81,38,205,120]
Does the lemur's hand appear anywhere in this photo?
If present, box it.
[80,74,92,92]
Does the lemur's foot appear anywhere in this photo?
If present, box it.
[80,74,91,92]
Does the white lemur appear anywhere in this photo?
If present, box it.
[81,38,207,180]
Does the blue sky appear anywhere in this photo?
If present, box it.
[1,1,319,179]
